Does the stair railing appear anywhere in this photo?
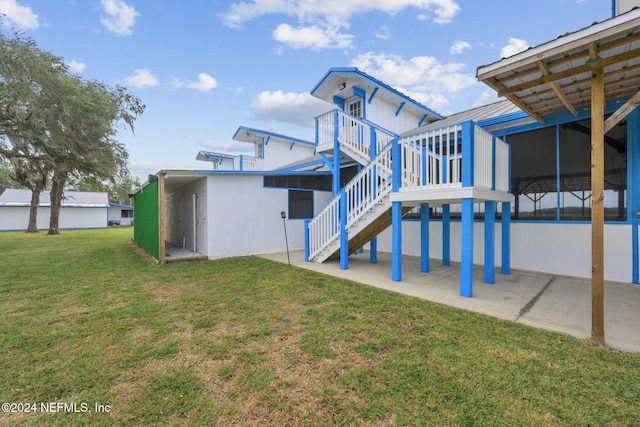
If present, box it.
[316,109,396,163]
[307,142,394,261]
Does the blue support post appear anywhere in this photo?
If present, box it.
[501,202,511,275]
[304,219,310,262]
[484,201,496,284]
[461,198,474,297]
[391,137,402,281]
[392,201,403,282]
[421,203,430,272]
[340,190,348,270]
[442,204,451,266]
[370,237,378,264]
[333,109,340,196]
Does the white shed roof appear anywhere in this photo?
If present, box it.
[0,189,109,207]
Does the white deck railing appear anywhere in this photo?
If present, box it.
[308,143,393,261]
[398,122,509,192]
[316,109,396,161]
[399,124,463,191]
[236,155,264,171]
[308,121,511,262]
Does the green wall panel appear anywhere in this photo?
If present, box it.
[133,180,159,260]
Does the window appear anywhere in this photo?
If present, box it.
[347,98,362,118]
[121,209,133,218]
[255,140,264,158]
[508,119,627,221]
[288,190,313,219]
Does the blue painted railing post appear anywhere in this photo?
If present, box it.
[369,125,379,265]
[340,190,349,270]
[239,155,244,171]
[484,201,496,284]
[421,203,430,273]
[442,204,450,266]
[304,219,310,262]
[501,202,511,275]
[461,198,474,297]
[370,237,378,264]
[333,109,340,196]
[461,121,474,187]
[392,138,402,281]
[392,202,402,282]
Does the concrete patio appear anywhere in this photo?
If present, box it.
[260,250,640,354]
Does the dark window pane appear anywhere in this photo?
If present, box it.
[289,190,313,219]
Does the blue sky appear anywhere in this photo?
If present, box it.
[0,0,616,180]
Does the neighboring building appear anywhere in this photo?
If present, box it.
[133,7,640,297]
[108,203,134,226]
[0,189,110,231]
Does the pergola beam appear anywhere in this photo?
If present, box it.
[591,64,605,344]
[537,61,579,117]
[604,90,640,134]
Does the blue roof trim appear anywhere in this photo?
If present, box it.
[368,87,378,104]
[277,159,327,172]
[262,170,333,176]
[310,67,444,120]
[109,203,134,208]
[233,126,315,147]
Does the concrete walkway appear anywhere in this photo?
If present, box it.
[260,250,640,353]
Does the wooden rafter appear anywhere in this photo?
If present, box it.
[537,60,579,116]
[604,90,640,133]
[498,45,640,98]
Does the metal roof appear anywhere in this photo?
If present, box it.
[232,126,315,147]
[404,99,529,135]
[0,189,109,207]
[476,8,640,123]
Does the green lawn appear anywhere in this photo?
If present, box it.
[1,228,639,426]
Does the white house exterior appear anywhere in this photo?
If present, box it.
[0,189,110,231]
[133,8,640,301]
[108,203,134,226]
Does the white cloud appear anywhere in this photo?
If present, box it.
[0,0,39,29]
[124,69,159,88]
[251,90,331,128]
[100,0,139,36]
[67,60,86,73]
[222,1,459,50]
[473,91,501,108]
[187,73,218,92]
[450,39,470,55]
[375,25,391,40]
[273,23,354,50]
[350,52,477,110]
[500,37,529,59]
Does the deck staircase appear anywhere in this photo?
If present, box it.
[308,115,512,264]
[308,139,406,263]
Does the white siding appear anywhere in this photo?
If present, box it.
[0,206,107,231]
[262,141,316,170]
[205,174,332,259]
[364,92,426,135]
[376,220,633,283]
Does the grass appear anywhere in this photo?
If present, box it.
[0,227,639,426]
